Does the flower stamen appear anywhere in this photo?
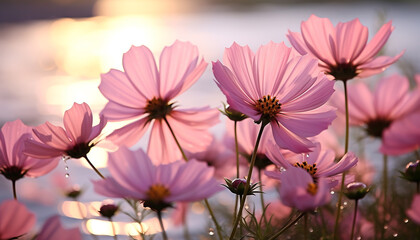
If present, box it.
[294,161,318,176]
[255,95,281,122]
[144,97,173,121]
[146,184,171,202]
[307,182,318,195]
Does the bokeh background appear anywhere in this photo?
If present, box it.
[0,0,419,238]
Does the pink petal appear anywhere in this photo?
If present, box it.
[287,31,310,56]
[147,120,181,164]
[24,139,64,159]
[24,156,60,177]
[357,51,404,78]
[346,82,375,124]
[122,45,159,99]
[333,18,368,63]
[373,74,409,118]
[36,215,82,240]
[63,102,93,144]
[271,121,314,153]
[0,200,35,239]
[88,114,107,141]
[99,69,147,108]
[0,119,32,166]
[33,122,72,150]
[106,117,150,147]
[100,102,144,121]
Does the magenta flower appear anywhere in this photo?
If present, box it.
[0,200,35,239]
[407,194,420,225]
[266,142,357,187]
[36,215,82,240]
[0,120,58,198]
[288,15,404,81]
[94,147,222,212]
[331,74,420,140]
[25,102,106,159]
[277,167,331,211]
[213,42,335,153]
[100,40,219,164]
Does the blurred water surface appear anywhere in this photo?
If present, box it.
[0,1,419,239]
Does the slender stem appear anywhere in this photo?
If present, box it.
[268,212,305,240]
[109,217,118,240]
[258,169,267,225]
[233,121,240,223]
[157,211,168,240]
[304,214,308,240]
[183,222,191,240]
[12,180,17,200]
[319,208,328,238]
[163,117,188,161]
[381,154,388,240]
[83,155,105,179]
[229,122,267,240]
[204,199,223,240]
[333,80,350,240]
[350,200,359,240]
[163,117,223,240]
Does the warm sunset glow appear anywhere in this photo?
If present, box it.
[60,201,103,219]
[84,217,165,236]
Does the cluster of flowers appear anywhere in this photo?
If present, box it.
[1,15,420,240]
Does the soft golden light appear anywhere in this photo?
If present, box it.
[60,201,103,219]
[84,217,166,236]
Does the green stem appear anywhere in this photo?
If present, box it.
[109,217,118,240]
[333,80,350,240]
[163,117,188,161]
[350,200,359,240]
[268,212,305,240]
[12,180,17,200]
[233,121,240,223]
[258,169,267,225]
[83,155,105,179]
[381,154,388,240]
[163,117,223,240]
[229,122,267,240]
[157,211,168,240]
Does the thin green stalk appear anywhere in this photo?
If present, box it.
[157,211,168,240]
[381,154,388,240]
[83,155,105,179]
[268,212,305,240]
[163,116,223,240]
[233,121,240,223]
[229,122,267,240]
[258,169,267,225]
[163,117,188,161]
[109,218,118,240]
[350,200,359,240]
[12,180,17,200]
[333,80,350,240]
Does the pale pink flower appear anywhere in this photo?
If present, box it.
[36,215,82,240]
[94,147,222,211]
[213,42,335,153]
[24,102,106,160]
[276,167,331,211]
[0,200,36,239]
[407,194,420,225]
[0,120,58,195]
[100,40,219,164]
[266,142,357,187]
[288,15,404,81]
[331,74,420,140]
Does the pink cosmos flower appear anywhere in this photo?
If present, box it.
[36,215,82,240]
[100,40,219,164]
[0,200,36,239]
[407,194,420,225]
[213,42,335,153]
[331,74,420,140]
[266,142,357,187]
[94,147,222,212]
[288,15,404,81]
[0,120,58,198]
[276,167,331,211]
[24,102,106,160]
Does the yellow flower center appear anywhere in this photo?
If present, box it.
[255,95,281,120]
[307,182,318,195]
[146,184,170,202]
[294,161,317,176]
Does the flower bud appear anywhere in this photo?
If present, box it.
[401,160,420,183]
[65,185,82,199]
[223,178,261,196]
[344,182,369,200]
[220,104,247,122]
[99,203,119,218]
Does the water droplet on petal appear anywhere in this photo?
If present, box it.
[393,233,398,237]
[280,167,286,172]
[306,154,310,158]
[343,201,348,206]
[208,228,214,236]
[65,173,70,178]
[330,190,335,195]
[404,219,409,223]
[65,166,69,170]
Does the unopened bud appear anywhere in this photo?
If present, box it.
[345,182,369,200]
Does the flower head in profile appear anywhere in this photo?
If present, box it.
[94,147,222,212]
[266,142,358,187]
[0,200,35,239]
[24,102,106,160]
[331,74,420,141]
[36,215,82,240]
[407,194,420,225]
[288,15,404,81]
[276,167,331,212]
[0,120,59,191]
[100,40,219,164]
[213,42,335,153]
